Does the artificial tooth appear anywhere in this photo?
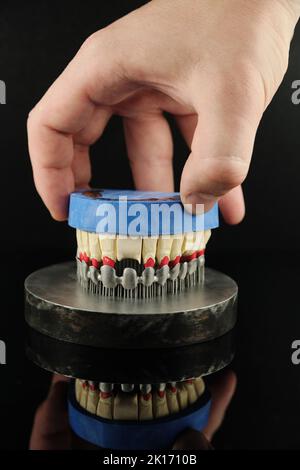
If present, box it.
[166,384,180,415]
[99,234,116,266]
[194,377,205,397]
[156,237,173,267]
[113,392,138,420]
[142,237,158,267]
[153,387,169,419]
[97,390,114,419]
[177,383,189,410]
[182,232,204,257]
[86,381,99,414]
[139,392,153,421]
[81,231,91,262]
[76,230,83,258]
[169,235,183,266]
[75,379,83,402]
[88,232,102,267]
[79,381,89,409]
[117,236,142,263]
[184,380,198,405]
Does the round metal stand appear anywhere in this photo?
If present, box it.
[25,261,238,349]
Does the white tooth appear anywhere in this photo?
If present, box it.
[156,237,173,264]
[81,231,91,258]
[79,381,89,409]
[89,233,102,262]
[182,232,204,255]
[99,234,116,261]
[153,389,169,418]
[142,237,158,264]
[97,391,114,419]
[204,230,211,247]
[117,236,142,262]
[177,383,189,411]
[113,391,138,420]
[75,379,83,402]
[166,385,180,415]
[184,380,198,405]
[194,377,205,397]
[139,393,153,421]
[170,235,183,261]
[86,382,99,414]
[76,230,83,256]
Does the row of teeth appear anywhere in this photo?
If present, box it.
[75,379,205,421]
[77,256,205,294]
[76,230,211,268]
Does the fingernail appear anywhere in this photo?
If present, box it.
[183,193,215,214]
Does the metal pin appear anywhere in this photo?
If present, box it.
[121,383,135,392]
[140,384,152,394]
[99,382,113,393]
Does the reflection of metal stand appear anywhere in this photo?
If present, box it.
[25,262,238,450]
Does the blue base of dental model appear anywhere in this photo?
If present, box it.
[68,388,211,450]
[68,189,219,236]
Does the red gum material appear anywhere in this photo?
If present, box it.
[102,256,115,268]
[180,249,206,264]
[157,391,165,398]
[142,393,151,401]
[196,249,205,257]
[100,392,112,399]
[89,384,96,391]
[181,252,197,263]
[91,258,100,269]
[169,256,181,269]
[186,379,193,384]
[169,386,177,393]
[159,256,169,269]
[144,258,155,268]
[79,253,91,265]
[82,253,90,264]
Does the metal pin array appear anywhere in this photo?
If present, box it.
[77,256,205,299]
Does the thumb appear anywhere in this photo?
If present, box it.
[180,84,263,216]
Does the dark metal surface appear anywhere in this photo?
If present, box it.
[26,326,236,382]
[25,262,238,348]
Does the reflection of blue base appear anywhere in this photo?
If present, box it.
[68,386,211,450]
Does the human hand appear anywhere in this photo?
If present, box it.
[29,371,236,450]
[27,0,300,223]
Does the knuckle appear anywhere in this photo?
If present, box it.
[206,157,248,192]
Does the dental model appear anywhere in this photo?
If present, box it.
[74,378,206,421]
[69,376,211,449]
[69,189,219,297]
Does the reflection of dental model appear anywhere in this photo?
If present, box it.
[76,230,211,297]
[75,378,205,421]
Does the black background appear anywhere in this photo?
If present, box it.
[0,0,300,449]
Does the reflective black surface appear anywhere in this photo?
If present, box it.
[0,0,299,450]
